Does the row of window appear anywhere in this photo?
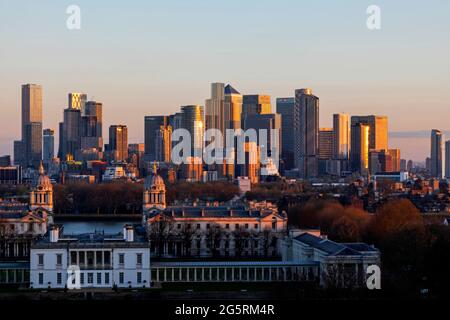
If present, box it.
[37,272,143,285]
[37,252,144,267]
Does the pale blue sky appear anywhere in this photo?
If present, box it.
[0,0,449,161]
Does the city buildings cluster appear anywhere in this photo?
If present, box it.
[2,82,438,188]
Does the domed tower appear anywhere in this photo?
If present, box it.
[30,161,53,213]
[143,162,166,213]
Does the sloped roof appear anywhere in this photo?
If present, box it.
[225,84,240,95]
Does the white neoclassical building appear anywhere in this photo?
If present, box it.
[30,225,151,289]
[142,165,288,258]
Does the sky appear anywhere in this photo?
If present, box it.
[0,0,449,162]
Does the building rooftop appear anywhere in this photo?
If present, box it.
[148,206,286,219]
[294,233,378,256]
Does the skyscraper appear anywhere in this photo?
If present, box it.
[62,107,81,160]
[295,88,319,179]
[242,113,282,164]
[351,115,388,151]
[205,83,225,133]
[155,124,172,162]
[80,101,103,158]
[144,116,169,161]
[109,125,128,162]
[241,95,271,128]
[180,105,204,159]
[333,113,350,160]
[445,141,450,178]
[68,93,87,114]
[387,148,401,172]
[43,129,55,165]
[276,97,295,169]
[431,129,445,178]
[224,84,242,131]
[350,123,370,174]
[20,84,43,168]
[318,128,333,160]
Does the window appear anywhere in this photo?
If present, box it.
[97,273,102,284]
[225,224,230,229]
[105,273,110,284]
[206,224,210,229]
[96,251,102,265]
[56,254,62,266]
[87,273,93,284]
[104,251,110,265]
[137,272,142,284]
[79,252,85,264]
[272,218,277,230]
[57,273,62,285]
[70,251,77,264]
[177,224,181,229]
[38,273,44,285]
[119,272,124,284]
[80,273,84,285]
[245,224,249,229]
[196,224,201,229]
[38,254,44,266]
[254,224,258,229]
[119,253,124,265]
[136,253,142,265]
[235,224,239,229]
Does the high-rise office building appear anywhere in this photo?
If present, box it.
[241,95,271,129]
[24,122,42,169]
[445,141,450,178]
[350,123,370,174]
[351,115,388,151]
[43,129,55,165]
[155,125,172,162]
[224,85,242,131]
[431,129,445,178]
[109,125,128,162]
[333,113,350,160]
[80,101,103,156]
[61,108,81,160]
[318,128,333,160]
[180,105,204,159]
[242,113,282,159]
[276,97,295,169]
[68,93,87,113]
[20,84,43,168]
[144,116,169,161]
[295,88,319,179]
[369,149,393,174]
[400,159,407,172]
[205,83,225,134]
[387,148,401,172]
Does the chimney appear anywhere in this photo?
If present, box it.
[124,225,134,242]
[50,225,59,243]
[201,208,205,217]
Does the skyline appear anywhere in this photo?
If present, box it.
[1,0,450,161]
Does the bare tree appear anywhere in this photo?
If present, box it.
[148,214,174,257]
[205,223,223,258]
[178,223,198,257]
[232,228,250,258]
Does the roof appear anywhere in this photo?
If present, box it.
[148,206,286,219]
[32,230,149,249]
[224,84,240,95]
[294,233,378,256]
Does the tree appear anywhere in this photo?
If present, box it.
[179,223,198,257]
[148,215,174,257]
[369,199,423,240]
[205,223,223,258]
